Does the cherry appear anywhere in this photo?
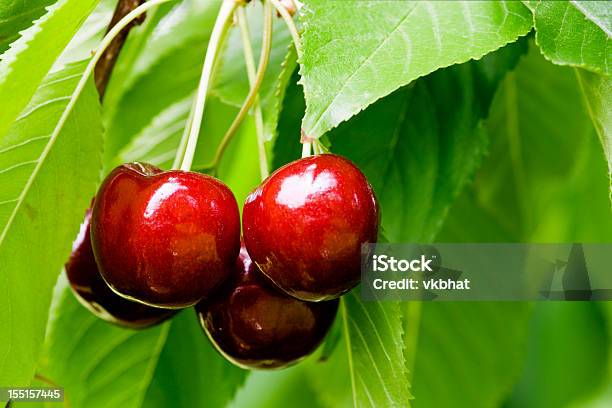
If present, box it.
[196,242,338,369]
[66,207,176,328]
[242,154,379,301]
[91,163,240,308]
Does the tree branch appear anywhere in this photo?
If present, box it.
[94,0,146,99]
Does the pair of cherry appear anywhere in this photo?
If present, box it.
[66,154,379,368]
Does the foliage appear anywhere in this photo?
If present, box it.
[527,0,610,74]
[341,294,410,407]
[0,0,100,140]
[299,0,532,138]
[0,61,102,387]
[0,0,56,54]
[40,276,169,408]
[0,0,611,407]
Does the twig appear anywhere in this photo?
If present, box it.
[94,0,147,100]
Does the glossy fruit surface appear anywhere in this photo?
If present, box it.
[243,154,379,301]
[66,207,176,328]
[91,163,240,308]
[196,242,338,369]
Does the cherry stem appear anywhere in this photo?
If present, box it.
[237,4,270,180]
[172,93,198,169]
[196,0,273,173]
[313,140,324,155]
[269,0,302,60]
[177,0,239,171]
[301,141,312,158]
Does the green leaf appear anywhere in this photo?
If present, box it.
[39,277,169,408]
[506,303,609,408]
[530,0,611,74]
[575,69,612,196]
[328,40,527,241]
[440,42,612,243]
[341,293,411,407]
[0,0,55,54]
[143,311,248,408]
[0,60,103,386]
[410,302,531,408]
[0,0,99,140]
[299,0,532,137]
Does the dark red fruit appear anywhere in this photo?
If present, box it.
[91,163,240,308]
[196,242,338,369]
[66,207,176,328]
[242,154,379,301]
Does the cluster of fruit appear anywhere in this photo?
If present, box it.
[65,154,379,369]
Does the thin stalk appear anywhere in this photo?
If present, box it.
[269,0,302,59]
[172,94,197,169]
[237,5,269,180]
[179,0,239,171]
[202,0,273,171]
[301,141,311,158]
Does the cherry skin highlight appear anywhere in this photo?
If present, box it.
[66,207,176,328]
[91,163,241,308]
[242,154,379,301]
[196,242,338,369]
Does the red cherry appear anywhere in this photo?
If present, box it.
[91,163,240,308]
[196,242,338,369]
[243,154,379,301]
[66,207,176,328]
